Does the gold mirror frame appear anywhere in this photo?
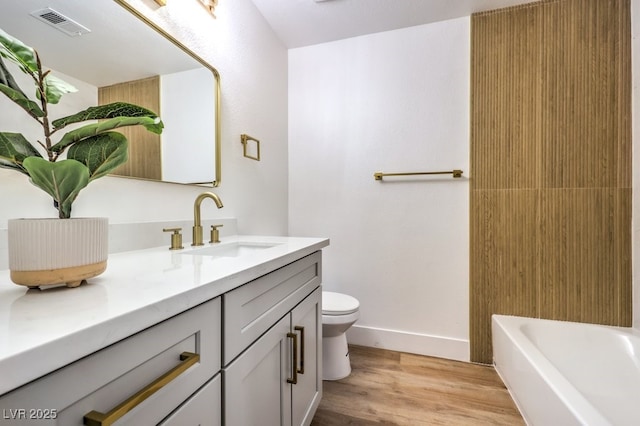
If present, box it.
[0,0,221,187]
[114,0,221,187]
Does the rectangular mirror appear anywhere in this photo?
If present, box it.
[0,0,221,186]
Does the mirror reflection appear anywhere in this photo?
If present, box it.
[0,0,220,186]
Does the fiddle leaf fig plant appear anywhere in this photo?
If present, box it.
[0,28,163,218]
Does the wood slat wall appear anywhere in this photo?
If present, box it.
[470,0,631,363]
[98,75,162,181]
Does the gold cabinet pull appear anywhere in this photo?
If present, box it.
[294,326,305,374]
[83,351,200,426]
[286,332,298,384]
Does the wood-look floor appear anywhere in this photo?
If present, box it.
[311,345,524,426]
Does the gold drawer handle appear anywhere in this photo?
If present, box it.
[83,351,200,426]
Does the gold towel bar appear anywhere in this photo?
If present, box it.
[374,170,463,180]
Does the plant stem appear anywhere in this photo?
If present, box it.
[34,51,53,161]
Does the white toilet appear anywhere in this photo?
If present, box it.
[322,291,360,380]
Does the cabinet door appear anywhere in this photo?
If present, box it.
[291,288,322,426]
[224,315,292,426]
[160,374,221,426]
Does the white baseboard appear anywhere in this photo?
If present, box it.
[346,324,470,362]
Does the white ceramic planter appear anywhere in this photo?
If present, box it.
[8,218,108,289]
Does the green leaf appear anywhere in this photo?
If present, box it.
[42,73,77,105]
[0,48,43,118]
[0,82,45,117]
[0,132,43,174]
[52,102,163,133]
[0,28,38,75]
[22,157,90,219]
[67,132,128,180]
[51,115,163,153]
[0,29,75,106]
[0,56,27,98]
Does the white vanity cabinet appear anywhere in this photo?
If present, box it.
[0,239,328,426]
[0,297,222,426]
[223,252,323,426]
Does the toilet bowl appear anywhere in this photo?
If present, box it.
[322,291,360,380]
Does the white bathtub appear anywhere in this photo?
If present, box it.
[492,315,640,426]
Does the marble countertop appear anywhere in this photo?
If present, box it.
[0,235,329,396]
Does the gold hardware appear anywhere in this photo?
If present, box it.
[240,134,260,161]
[113,1,221,187]
[153,0,166,6]
[192,192,224,246]
[295,326,305,374]
[83,352,199,426]
[198,0,219,18]
[162,227,184,250]
[210,224,223,244]
[287,332,298,384]
[374,169,463,180]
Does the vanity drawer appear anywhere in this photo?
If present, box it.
[159,374,221,426]
[0,297,221,426]
[224,251,321,364]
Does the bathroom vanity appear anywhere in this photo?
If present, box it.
[0,235,328,425]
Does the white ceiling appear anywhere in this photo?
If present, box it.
[249,0,538,48]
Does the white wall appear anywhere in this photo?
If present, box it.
[289,18,471,361]
[0,0,288,235]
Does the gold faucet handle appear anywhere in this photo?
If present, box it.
[210,224,223,244]
[163,228,184,250]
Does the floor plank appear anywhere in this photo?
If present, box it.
[311,345,524,426]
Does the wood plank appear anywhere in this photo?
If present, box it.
[539,188,631,323]
[540,0,631,188]
[616,188,633,325]
[470,2,542,190]
[311,345,524,426]
[98,75,162,180]
[470,190,539,363]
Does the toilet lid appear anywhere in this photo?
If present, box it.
[322,291,359,315]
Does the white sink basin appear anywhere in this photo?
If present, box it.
[182,242,280,258]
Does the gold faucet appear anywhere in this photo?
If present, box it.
[192,192,224,246]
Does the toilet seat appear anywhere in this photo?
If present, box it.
[322,291,359,315]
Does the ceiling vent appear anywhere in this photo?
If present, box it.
[30,8,91,37]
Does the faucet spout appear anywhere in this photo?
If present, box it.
[192,192,224,246]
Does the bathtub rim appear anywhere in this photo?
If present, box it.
[492,314,619,426]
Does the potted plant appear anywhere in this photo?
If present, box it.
[0,28,163,288]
